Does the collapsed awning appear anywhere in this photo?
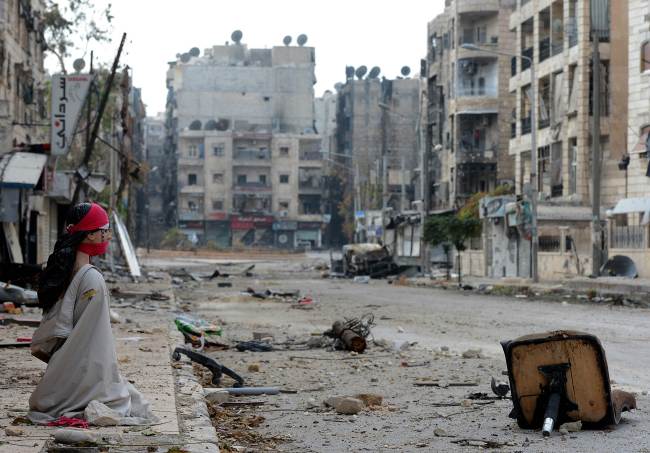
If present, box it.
[612,198,650,215]
[0,152,47,188]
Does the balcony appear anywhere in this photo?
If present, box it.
[178,210,203,221]
[457,0,498,14]
[456,85,498,98]
[232,182,272,193]
[179,184,204,194]
[234,148,272,165]
[299,151,322,161]
[178,157,203,166]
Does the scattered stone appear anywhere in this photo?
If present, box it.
[462,349,482,359]
[355,393,383,407]
[53,429,98,445]
[5,426,24,436]
[248,363,261,372]
[434,427,450,437]
[324,396,364,415]
[440,346,450,352]
[109,309,121,324]
[204,389,230,405]
[397,326,405,333]
[515,294,528,299]
[559,421,582,434]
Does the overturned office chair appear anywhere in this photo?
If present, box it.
[501,330,636,436]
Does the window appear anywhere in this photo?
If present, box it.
[212,173,223,184]
[280,174,289,183]
[188,144,198,157]
[188,201,197,211]
[188,174,197,185]
[280,147,289,156]
[642,41,650,72]
[212,200,223,210]
[237,174,247,185]
[213,146,224,156]
[259,174,267,185]
[279,201,290,210]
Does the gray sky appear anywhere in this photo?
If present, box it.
[48,1,444,115]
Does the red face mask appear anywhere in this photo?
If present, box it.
[78,241,109,256]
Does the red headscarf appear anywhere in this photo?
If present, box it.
[67,203,110,234]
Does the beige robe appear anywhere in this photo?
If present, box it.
[28,264,156,425]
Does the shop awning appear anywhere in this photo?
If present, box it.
[0,152,47,188]
[612,198,650,215]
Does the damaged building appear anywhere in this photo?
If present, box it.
[426,0,517,211]
[335,68,421,222]
[163,32,326,249]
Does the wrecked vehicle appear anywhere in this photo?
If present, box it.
[341,243,398,278]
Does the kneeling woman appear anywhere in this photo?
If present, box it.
[28,202,156,425]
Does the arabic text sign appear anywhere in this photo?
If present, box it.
[51,74,93,156]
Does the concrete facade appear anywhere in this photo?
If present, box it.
[335,75,421,213]
[426,0,517,211]
[144,113,166,247]
[165,36,325,249]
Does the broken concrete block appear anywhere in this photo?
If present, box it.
[53,429,98,445]
[462,349,482,359]
[559,421,582,434]
[324,396,364,415]
[204,389,230,405]
[5,426,24,436]
[354,393,383,407]
[434,427,449,437]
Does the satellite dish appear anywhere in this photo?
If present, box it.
[334,82,344,91]
[204,120,218,131]
[231,30,243,44]
[73,58,86,72]
[216,118,230,131]
[188,120,202,131]
[283,35,292,46]
[176,53,181,58]
[345,66,355,79]
[401,66,411,76]
[297,34,308,46]
[189,47,200,57]
[355,65,367,79]
[180,53,191,63]
[368,66,381,79]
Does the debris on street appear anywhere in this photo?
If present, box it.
[323,314,374,353]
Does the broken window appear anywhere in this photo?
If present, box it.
[212,173,223,184]
[551,141,563,197]
[538,76,551,129]
[568,65,578,115]
[237,174,247,185]
[259,174,267,185]
[279,201,290,210]
[280,146,289,156]
[280,174,289,184]
[568,138,577,194]
[521,84,532,134]
[538,145,551,192]
[188,174,197,185]
[213,146,224,156]
[212,199,223,210]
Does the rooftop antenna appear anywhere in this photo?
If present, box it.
[283,35,292,46]
[368,66,381,79]
[297,34,308,46]
[401,66,411,77]
[231,30,243,44]
[355,65,367,79]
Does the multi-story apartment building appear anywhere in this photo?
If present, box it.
[426,0,517,211]
[335,72,421,216]
[164,33,325,249]
[0,0,47,151]
[143,113,166,247]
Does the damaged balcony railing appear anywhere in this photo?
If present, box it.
[611,225,647,249]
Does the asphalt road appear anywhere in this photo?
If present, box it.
[167,254,650,452]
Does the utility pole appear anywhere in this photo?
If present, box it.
[382,155,389,244]
[591,35,602,276]
[529,58,539,283]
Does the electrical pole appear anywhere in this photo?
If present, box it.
[400,156,406,212]
[591,35,602,276]
[529,57,539,283]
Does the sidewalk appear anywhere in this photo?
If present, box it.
[0,272,219,452]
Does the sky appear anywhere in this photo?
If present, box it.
[47,0,445,115]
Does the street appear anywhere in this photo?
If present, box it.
[159,252,650,452]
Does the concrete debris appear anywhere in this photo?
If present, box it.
[462,349,482,359]
[354,393,383,407]
[248,363,261,372]
[434,427,450,437]
[353,276,370,284]
[324,396,364,415]
[460,399,472,407]
[109,309,121,324]
[204,389,230,405]
[53,429,98,445]
[559,421,582,434]
[397,326,405,333]
[490,376,510,397]
[4,426,25,436]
